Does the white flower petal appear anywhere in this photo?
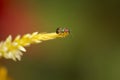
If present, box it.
[12,57,17,61]
[0,42,3,46]
[4,53,9,59]
[24,43,30,46]
[24,34,31,38]
[7,52,13,58]
[6,35,12,42]
[32,32,38,36]
[34,40,41,43]
[16,50,23,56]
[18,46,26,52]
[13,42,18,46]
[15,53,21,61]
[3,47,8,52]
[15,35,21,41]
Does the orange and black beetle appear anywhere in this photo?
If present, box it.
[56,27,70,34]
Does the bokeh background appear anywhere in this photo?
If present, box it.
[0,0,120,80]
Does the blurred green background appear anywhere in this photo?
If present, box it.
[1,0,120,80]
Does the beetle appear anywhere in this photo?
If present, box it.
[56,27,70,34]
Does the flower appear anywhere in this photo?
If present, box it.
[0,29,69,61]
[0,66,12,80]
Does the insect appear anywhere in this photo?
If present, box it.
[56,27,70,34]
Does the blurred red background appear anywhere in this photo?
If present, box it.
[0,0,34,40]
